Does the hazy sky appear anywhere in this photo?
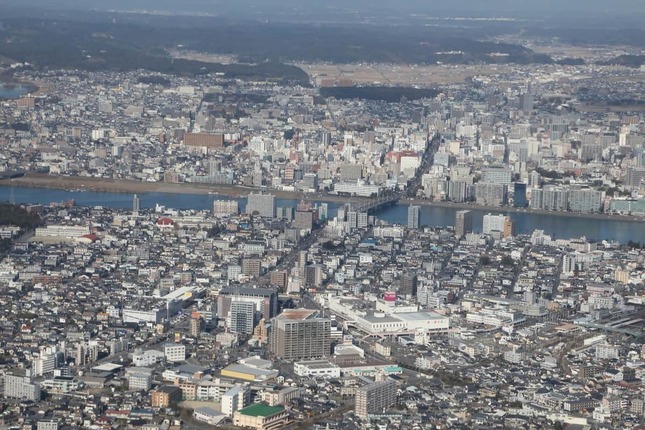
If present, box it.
[0,0,643,21]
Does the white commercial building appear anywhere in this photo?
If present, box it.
[132,349,166,367]
[164,343,186,362]
[328,296,450,335]
[294,360,341,378]
[4,369,41,400]
[34,225,91,238]
[126,367,154,391]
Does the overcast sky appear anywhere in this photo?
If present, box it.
[0,0,643,21]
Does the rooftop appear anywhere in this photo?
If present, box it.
[238,403,285,417]
[275,308,319,321]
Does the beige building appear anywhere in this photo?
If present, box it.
[232,403,289,430]
[269,309,331,360]
[355,379,397,419]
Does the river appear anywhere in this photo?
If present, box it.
[0,186,643,244]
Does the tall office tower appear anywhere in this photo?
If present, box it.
[246,193,276,218]
[454,210,472,238]
[298,251,308,276]
[400,272,418,297]
[407,205,421,229]
[132,194,140,215]
[321,131,332,146]
[189,312,202,338]
[304,264,323,287]
[269,309,331,360]
[230,301,256,335]
[530,188,543,209]
[513,183,528,208]
[519,93,534,112]
[355,379,397,419]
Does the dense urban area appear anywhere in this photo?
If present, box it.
[1,10,645,430]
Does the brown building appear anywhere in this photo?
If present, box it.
[16,97,35,109]
[217,287,278,321]
[253,318,269,344]
[355,379,397,419]
[151,385,182,408]
[503,217,514,238]
[242,258,262,278]
[304,265,323,288]
[269,271,288,289]
[269,309,331,360]
[454,210,472,238]
[164,171,180,183]
[184,132,224,148]
[189,312,202,337]
[293,210,315,231]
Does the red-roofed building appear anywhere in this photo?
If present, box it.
[156,217,174,228]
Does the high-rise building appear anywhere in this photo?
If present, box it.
[269,309,331,360]
[481,167,512,184]
[270,270,288,289]
[294,210,315,231]
[213,200,239,216]
[407,205,421,229]
[400,272,418,297]
[317,203,328,221]
[513,183,528,208]
[475,183,508,206]
[355,379,397,419]
[542,186,569,211]
[189,312,202,337]
[519,93,534,112]
[242,258,262,279]
[321,131,332,146]
[528,170,541,188]
[126,367,154,391]
[482,214,513,238]
[357,212,369,228]
[246,193,276,218]
[217,287,278,321]
[4,369,40,400]
[230,301,256,335]
[132,194,140,215]
[222,384,250,416]
[454,210,472,238]
[304,265,323,287]
[569,188,603,213]
[530,188,543,209]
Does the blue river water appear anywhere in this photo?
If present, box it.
[0,186,644,244]
[0,82,30,99]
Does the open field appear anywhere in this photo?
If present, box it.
[296,63,504,86]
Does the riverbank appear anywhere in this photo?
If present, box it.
[405,198,645,223]
[0,173,363,204]
[1,173,643,223]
